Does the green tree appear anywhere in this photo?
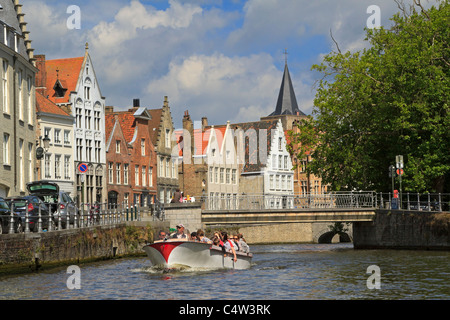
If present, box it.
[290,0,449,193]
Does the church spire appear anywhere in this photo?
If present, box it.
[269,58,305,117]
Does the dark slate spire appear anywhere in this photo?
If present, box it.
[269,62,305,116]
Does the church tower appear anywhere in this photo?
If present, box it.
[261,51,307,130]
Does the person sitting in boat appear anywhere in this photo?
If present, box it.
[221,232,237,263]
[231,234,240,251]
[190,231,198,241]
[158,230,168,241]
[197,229,212,244]
[171,224,188,240]
[236,233,250,253]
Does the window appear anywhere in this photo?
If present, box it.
[54,129,61,144]
[64,130,70,145]
[159,157,164,177]
[95,141,101,163]
[27,76,33,124]
[124,164,129,185]
[284,156,288,171]
[214,167,218,183]
[76,138,83,160]
[220,168,224,184]
[94,111,100,131]
[2,60,8,113]
[18,69,23,120]
[28,143,33,182]
[149,167,153,187]
[272,154,276,169]
[86,139,92,162]
[279,137,283,151]
[115,140,120,153]
[116,163,121,184]
[209,167,213,183]
[278,155,282,169]
[226,168,230,184]
[171,159,176,178]
[142,166,146,187]
[19,139,24,190]
[287,175,292,191]
[44,154,51,179]
[85,110,91,130]
[84,86,90,100]
[64,156,71,179]
[165,129,171,148]
[135,165,139,186]
[54,155,61,179]
[141,139,145,156]
[76,108,82,128]
[124,193,129,207]
[108,162,113,184]
[3,133,10,165]
[166,159,169,178]
[232,169,236,184]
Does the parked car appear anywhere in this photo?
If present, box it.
[27,181,78,229]
[0,197,22,234]
[5,196,53,232]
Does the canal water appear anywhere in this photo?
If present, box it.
[0,243,448,300]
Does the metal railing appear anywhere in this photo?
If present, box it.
[377,192,450,212]
[202,192,376,211]
[1,201,147,235]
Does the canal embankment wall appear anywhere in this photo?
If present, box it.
[0,221,168,275]
[353,210,450,250]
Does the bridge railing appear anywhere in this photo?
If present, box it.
[202,192,376,211]
[377,192,450,212]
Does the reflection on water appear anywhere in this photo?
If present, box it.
[0,243,448,300]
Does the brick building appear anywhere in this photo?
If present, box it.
[105,99,157,207]
[148,96,179,204]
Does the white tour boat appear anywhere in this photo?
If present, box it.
[143,240,253,270]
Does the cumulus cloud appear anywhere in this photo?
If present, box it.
[146,53,282,125]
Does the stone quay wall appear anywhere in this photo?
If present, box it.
[353,210,450,250]
[0,222,167,275]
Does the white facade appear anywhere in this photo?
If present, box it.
[264,119,294,208]
[37,111,75,195]
[70,53,107,204]
[206,122,240,210]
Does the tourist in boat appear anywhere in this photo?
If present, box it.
[190,231,198,241]
[221,232,237,262]
[236,233,250,253]
[171,224,188,240]
[158,230,168,241]
[197,229,212,244]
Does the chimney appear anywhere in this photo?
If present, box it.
[201,117,208,131]
[105,106,114,114]
[34,54,47,96]
[182,110,194,157]
[163,96,169,108]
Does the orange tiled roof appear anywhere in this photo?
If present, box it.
[36,92,70,116]
[45,57,84,104]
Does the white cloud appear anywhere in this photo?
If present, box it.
[146,53,282,125]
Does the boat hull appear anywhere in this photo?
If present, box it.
[143,241,252,270]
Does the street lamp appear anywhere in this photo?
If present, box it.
[36,134,50,160]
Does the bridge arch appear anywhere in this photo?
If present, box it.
[318,231,352,244]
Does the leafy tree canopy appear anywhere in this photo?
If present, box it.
[290,0,449,193]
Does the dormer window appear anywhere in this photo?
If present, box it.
[53,80,67,98]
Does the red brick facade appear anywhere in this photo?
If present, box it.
[105,101,157,207]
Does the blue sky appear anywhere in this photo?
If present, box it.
[20,0,438,129]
